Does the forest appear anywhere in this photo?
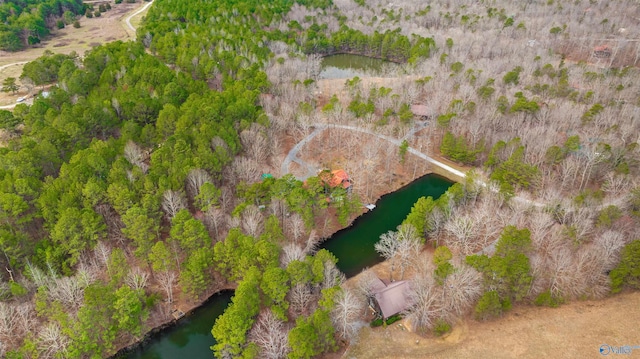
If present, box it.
[0,0,86,51]
[0,0,640,358]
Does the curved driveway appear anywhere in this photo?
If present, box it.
[125,0,154,35]
[281,123,465,180]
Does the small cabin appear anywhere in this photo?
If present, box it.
[369,277,412,320]
[593,45,611,58]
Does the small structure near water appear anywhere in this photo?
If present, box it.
[171,308,185,321]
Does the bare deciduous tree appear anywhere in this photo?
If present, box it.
[248,310,290,359]
[157,271,177,304]
[126,267,149,291]
[241,129,270,164]
[331,289,365,343]
[94,241,111,271]
[444,214,478,255]
[48,276,85,309]
[395,224,422,280]
[289,283,313,317]
[206,207,228,241]
[242,205,264,237]
[124,141,148,173]
[441,264,482,318]
[186,168,213,199]
[375,230,399,281]
[281,243,305,267]
[322,261,345,290]
[38,322,69,359]
[232,157,260,183]
[403,272,442,331]
[355,268,379,299]
[287,213,306,243]
[162,190,187,219]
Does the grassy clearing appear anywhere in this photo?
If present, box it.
[0,1,147,106]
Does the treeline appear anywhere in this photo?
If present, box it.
[303,26,435,63]
[137,0,435,84]
[0,0,84,51]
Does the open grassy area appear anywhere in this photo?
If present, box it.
[0,1,148,106]
[342,290,640,359]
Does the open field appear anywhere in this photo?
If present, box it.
[0,1,149,106]
[343,289,640,359]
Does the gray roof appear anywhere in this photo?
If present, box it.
[373,280,411,319]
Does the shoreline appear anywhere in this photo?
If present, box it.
[109,167,462,358]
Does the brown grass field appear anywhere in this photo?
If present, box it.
[0,1,149,106]
[342,257,640,359]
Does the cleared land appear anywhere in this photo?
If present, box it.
[0,1,148,106]
[343,289,640,359]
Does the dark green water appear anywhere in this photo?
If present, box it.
[320,174,453,277]
[319,54,397,79]
[121,174,452,358]
[119,290,233,359]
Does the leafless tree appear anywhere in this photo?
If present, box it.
[403,271,442,331]
[241,129,269,164]
[6,303,35,342]
[162,190,187,219]
[602,172,632,197]
[248,310,290,359]
[186,168,213,199]
[0,303,17,341]
[205,206,228,241]
[322,260,345,290]
[124,141,148,173]
[232,157,260,183]
[94,241,111,271]
[374,230,399,282]
[594,230,627,271]
[355,268,379,299]
[286,213,306,243]
[444,214,478,255]
[289,283,313,317]
[331,288,365,344]
[441,264,483,319]
[281,243,305,267]
[242,205,264,237]
[157,271,177,304]
[38,322,69,359]
[126,267,149,291]
[395,224,422,280]
[47,276,85,309]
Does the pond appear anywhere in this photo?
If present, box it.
[121,174,453,358]
[118,290,233,359]
[320,174,453,277]
[319,53,400,79]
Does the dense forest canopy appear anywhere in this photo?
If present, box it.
[1,0,640,357]
[0,0,85,50]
